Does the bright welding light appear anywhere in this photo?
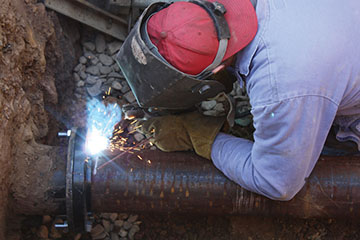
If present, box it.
[85,128,109,155]
[85,98,122,156]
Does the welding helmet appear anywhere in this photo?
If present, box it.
[116,0,257,110]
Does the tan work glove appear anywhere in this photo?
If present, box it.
[138,111,225,160]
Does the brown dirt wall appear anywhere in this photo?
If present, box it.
[0,0,80,238]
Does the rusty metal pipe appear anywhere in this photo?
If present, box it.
[92,150,360,218]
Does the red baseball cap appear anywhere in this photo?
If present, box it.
[147,0,258,75]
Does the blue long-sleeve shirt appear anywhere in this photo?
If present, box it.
[211,0,360,200]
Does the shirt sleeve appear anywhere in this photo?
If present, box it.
[211,96,338,200]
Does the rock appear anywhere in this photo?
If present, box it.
[119,229,128,238]
[93,231,107,240]
[73,72,80,82]
[114,220,124,228]
[87,80,102,97]
[201,100,217,110]
[83,41,96,51]
[107,41,122,55]
[123,221,132,230]
[42,215,51,224]
[108,72,123,79]
[127,215,138,223]
[128,224,140,240]
[91,224,105,238]
[134,132,145,142]
[99,53,114,66]
[100,213,112,219]
[111,81,122,90]
[91,57,100,65]
[100,65,112,75]
[79,56,87,64]
[112,63,120,72]
[110,213,118,222]
[74,63,85,72]
[118,213,128,220]
[37,225,48,239]
[84,51,96,60]
[76,80,85,87]
[95,34,106,53]
[111,232,120,240]
[133,221,142,225]
[86,65,100,75]
[79,71,87,80]
[123,91,136,103]
[102,219,111,232]
[120,82,130,93]
[86,75,99,85]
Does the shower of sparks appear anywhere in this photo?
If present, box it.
[85,98,122,155]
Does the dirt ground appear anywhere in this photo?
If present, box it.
[1,0,360,240]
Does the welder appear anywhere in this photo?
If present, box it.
[117,0,360,200]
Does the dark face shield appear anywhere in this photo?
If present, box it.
[116,1,231,110]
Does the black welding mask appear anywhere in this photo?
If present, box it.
[116,1,231,110]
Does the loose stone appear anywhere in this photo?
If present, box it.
[91,57,99,65]
[128,224,140,240]
[86,66,100,75]
[114,220,124,229]
[127,214,138,223]
[84,51,96,60]
[112,63,120,72]
[76,80,85,87]
[79,71,87,80]
[99,53,114,66]
[102,219,111,232]
[123,91,136,103]
[110,213,118,222]
[108,72,123,79]
[100,65,112,75]
[100,213,112,219]
[91,224,105,237]
[119,229,128,238]
[74,63,85,72]
[79,56,87,64]
[118,213,129,220]
[123,221,132,230]
[120,83,130,93]
[87,81,102,97]
[107,41,122,55]
[92,231,107,240]
[111,232,120,240]
[83,41,96,51]
[95,34,106,53]
[112,81,122,90]
[73,72,80,82]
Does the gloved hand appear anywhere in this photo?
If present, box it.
[138,111,225,159]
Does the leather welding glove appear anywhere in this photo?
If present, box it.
[138,111,225,160]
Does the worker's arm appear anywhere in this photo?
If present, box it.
[211,95,338,200]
